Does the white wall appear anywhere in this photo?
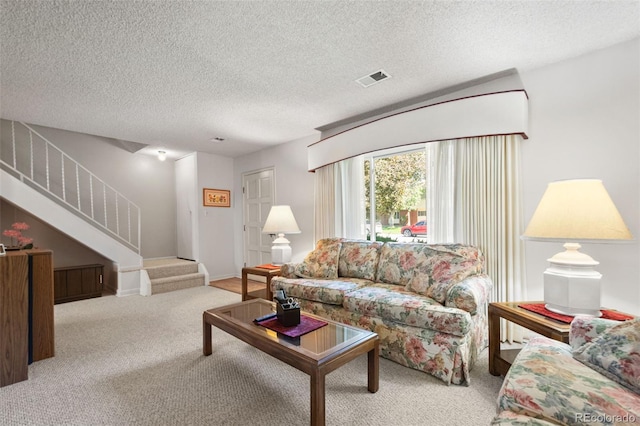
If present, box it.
[18,123,177,259]
[195,152,236,280]
[232,134,318,276]
[520,38,640,315]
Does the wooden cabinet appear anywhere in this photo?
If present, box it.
[28,249,55,362]
[54,264,103,304]
[0,249,54,387]
[0,251,29,387]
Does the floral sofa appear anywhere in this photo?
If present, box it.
[493,316,640,425]
[270,238,493,385]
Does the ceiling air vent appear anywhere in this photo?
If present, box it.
[356,69,391,88]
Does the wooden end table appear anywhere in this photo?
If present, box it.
[488,301,572,377]
[241,266,281,301]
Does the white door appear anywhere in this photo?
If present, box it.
[243,168,275,267]
[175,155,197,261]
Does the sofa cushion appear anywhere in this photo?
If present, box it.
[342,283,472,336]
[497,336,640,425]
[294,238,342,279]
[271,277,371,305]
[406,245,485,303]
[375,243,427,286]
[376,243,484,293]
[573,318,640,394]
[338,240,383,281]
[569,315,621,351]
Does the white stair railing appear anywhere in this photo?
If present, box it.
[1,121,140,253]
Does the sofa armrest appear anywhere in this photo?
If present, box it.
[569,315,620,351]
[445,274,493,315]
[279,263,299,278]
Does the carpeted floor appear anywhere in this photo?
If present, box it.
[0,286,504,425]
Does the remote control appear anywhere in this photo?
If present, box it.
[253,312,277,323]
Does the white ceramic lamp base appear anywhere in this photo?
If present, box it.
[543,243,603,317]
[270,235,292,265]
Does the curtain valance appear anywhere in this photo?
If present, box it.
[308,90,529,172]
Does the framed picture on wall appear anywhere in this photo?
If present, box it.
[203,188,230,207]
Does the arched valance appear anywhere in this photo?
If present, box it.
[308,90,528,171]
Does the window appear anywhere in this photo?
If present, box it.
[363,147,427,241]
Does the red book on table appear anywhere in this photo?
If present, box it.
[255,264,280,270]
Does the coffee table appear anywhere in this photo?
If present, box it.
[203,299,379,426]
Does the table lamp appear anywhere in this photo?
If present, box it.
[522,179,632,316]
[262,205,301,265]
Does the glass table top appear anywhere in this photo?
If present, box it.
[207,299,374,356]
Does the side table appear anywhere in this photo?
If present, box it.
[241,266,281,301]
[488,301,571,377]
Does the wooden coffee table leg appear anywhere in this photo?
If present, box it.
[368,341,380,393]
[310,371,325,426]
[203,313,212,356]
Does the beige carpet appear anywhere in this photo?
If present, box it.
[0,286,504,425]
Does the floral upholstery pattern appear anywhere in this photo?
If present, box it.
[375,243,428,286]
[573,318,640,394]
[495,333,640,426]
[293,238,342,279]
[338,240,383,281]
[279,262,297,278]
[272,277,371,305]
[374,243,483,299]
[445,274,492,315]
[342,283,472,336]
[569,316,620,351]
[272,239,491,385]
[491,411,558,425]
[408,245,485,303]
[295,299,475,385]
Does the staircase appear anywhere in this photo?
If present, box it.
[141,258,207,295]
[1,120,143,295]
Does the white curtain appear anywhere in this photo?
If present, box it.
[427,135,526,342]
[335,157,366,239]
[314,158,366,240]
[313,163,335,240]
[458,135,526,306]
[460,135,526,342]
[426,140,457,243]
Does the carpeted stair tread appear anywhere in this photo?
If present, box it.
[145,263,199,279]
[151,273,205,294]
[150,272,204,285]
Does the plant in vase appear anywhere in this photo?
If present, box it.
[2,222,34,250]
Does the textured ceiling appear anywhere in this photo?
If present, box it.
[1,1,639,159]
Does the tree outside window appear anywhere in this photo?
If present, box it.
[364,149,426,239]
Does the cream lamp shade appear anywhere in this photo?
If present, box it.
[262,205,301,265]
[523,179,632,316]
